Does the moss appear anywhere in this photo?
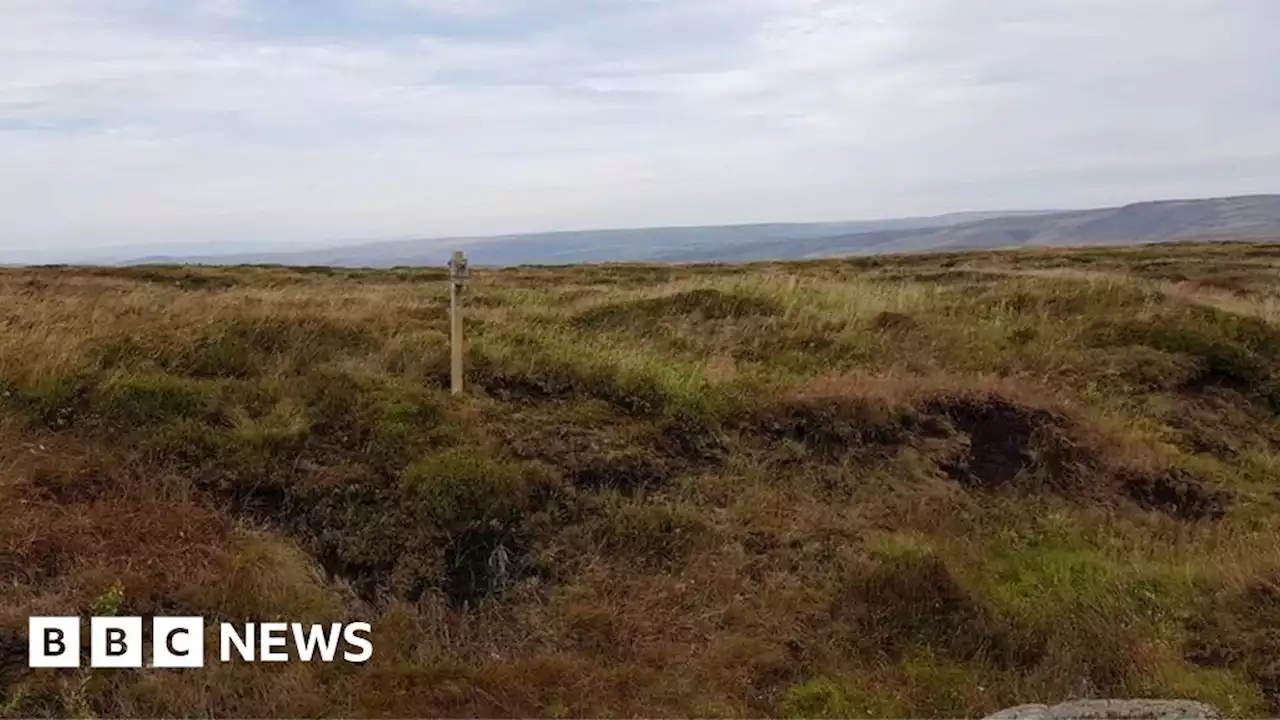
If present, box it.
[1128,662,1267,717]
[402,447,530,524]
[93,373,219,427]
[752,394,922,458]
[779,659,997,720]
[780,677,868,718]
[981,522,1198,692]
[369,393,460,462]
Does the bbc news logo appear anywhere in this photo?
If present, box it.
[29,617,372,668]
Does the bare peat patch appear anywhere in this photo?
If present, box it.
[1122,468,1231,522]
[922,394,1088,495]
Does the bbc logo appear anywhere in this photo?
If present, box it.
[29,617,372,668]
[29,617,204,669]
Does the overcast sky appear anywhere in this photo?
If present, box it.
[3,0,1280,257]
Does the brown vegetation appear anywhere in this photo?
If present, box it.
[2,242,1280,717]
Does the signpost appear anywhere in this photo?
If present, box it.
[448,251,469,395]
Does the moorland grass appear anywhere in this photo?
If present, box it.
[2,243,1280,717]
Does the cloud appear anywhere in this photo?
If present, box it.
[3,0,1280,254]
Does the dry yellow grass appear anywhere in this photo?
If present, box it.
[2,243,1280,717]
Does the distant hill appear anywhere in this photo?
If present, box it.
[98,193,1280,268]
[657,194,1280,263]
[124,210,1048,268]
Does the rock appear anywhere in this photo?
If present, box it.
[985,699,1222,720]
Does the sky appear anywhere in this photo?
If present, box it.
[3,0,1280,259]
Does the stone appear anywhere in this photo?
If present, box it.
[984,699,1222,720]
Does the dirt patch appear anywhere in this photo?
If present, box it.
[477,370,578,403]
[487,407,719,495]
[227,480,291,520]
[753,394,927,459]
[749,391,1095,494]
[0,625,26,690]
[442,528,521,604]
[655,411,729,464]
[471,359,671,417]
[1122,468,1231,522]
[570,452,671,495]
[922,394,1089,494]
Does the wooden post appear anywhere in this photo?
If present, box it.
[448,250,469,395]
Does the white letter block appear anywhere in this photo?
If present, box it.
[91,617,143,668]
[28,617,80,668]
[153,617,205,668]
